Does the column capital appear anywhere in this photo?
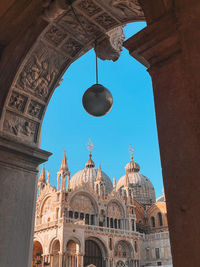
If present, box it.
[124,12,181,69]
[0,135,52,172]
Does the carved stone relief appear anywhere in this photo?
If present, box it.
[27,100,44,119]
[44,25,67,47]
[16,43,69,102]
[107,202,122,218]
[3,111,39,143]
[62,38,83,57]
[70,195,95,213]
[95,13,118,30]
[77,0,102,17]
[58,9,101,43]
[8,91,28,113]
[95,26,125,61]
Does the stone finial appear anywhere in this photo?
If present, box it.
[96,162,103,182]
[113,177,117,190]
[47,170,50,184]
[39,164,46,184]
[94,26,125,62]
[124,172,130,187]
[60,150,70,174]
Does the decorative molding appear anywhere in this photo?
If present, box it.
[27,100,45,120]
[3,111,39,143]
[95,26,125,61]
[44,25,68,47]
[8,91,28,113]
[16,42,68,102]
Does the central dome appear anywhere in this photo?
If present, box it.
[70,154,113,194]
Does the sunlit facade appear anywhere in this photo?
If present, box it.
[32,147,172,267]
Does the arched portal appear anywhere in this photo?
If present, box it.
[84,240,104,267]
[32,241,43,267]
[51,239,60,267]
[66,239,80,267]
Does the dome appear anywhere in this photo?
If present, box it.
[70,155,113,194]
[116,157,156,206]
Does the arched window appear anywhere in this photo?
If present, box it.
[80,213,84,220]
[85,214,89,225]
[114,219,118,229]
[110,218,113,228]
[74,211,79,219]
[91,214,94,225]
[69,211,73,218]
[151,216,155,227]
[158,212,163,226]
[118,219,121,229]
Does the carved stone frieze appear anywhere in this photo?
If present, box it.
[95,26,125,61]
[16,43,69,101]
[58,9,101,42]
[95,12,118,30]
[8,91,28,113]
[62,38,83,57]
[44,25,67,47]
[27,100,44,119]
[77,0,102,17]
[3,111,39,143]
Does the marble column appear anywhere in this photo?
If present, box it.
[124,3,200,267]
[0,135,51,267]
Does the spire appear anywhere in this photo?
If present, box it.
[96,162,103,181]
[124,172,130,187]
[39,164,46,184]
[60,150,69,173]
[113,177,117,190]
[86,138,95,168]
[47,170,50,185]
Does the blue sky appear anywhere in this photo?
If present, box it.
[40,22,164,198]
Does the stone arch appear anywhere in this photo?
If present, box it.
[69,191,98,214]
[32,240,43,267]
[107,199,125,217]
[85,236,108,258]
[64,236,82,253]
[114,240,134,258]
[84,237,108,267]
[50,239,60,267]
[65,239,81,267]
[48,237,61,254]
[0,0,149,148]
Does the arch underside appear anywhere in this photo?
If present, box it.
[0,0,146,147]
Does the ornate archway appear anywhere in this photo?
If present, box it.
[84,240,104,267]
[50,239,60,267]
[0,2,200,267]
[32,241,43,267]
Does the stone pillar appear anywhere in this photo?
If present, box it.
[59,252,63,267]
[0,136,51,267]
[124,3,200,267]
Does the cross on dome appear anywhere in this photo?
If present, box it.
[87,138,94,155]
[129,144,134,160]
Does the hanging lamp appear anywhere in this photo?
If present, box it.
[82,50,113,117]
[66,1,113,117]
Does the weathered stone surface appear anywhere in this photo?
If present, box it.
[95,26,125,61]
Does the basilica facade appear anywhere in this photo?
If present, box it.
[32,147,172,267]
